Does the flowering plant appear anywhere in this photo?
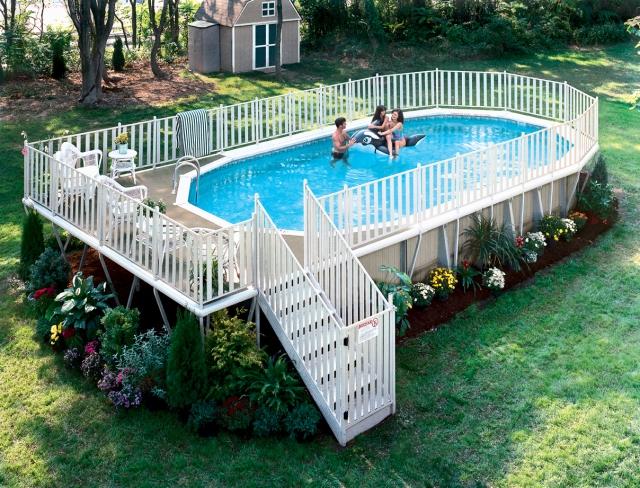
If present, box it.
[49,323,63,347]
[63,347,82,369]
[568,211,588,231]
[482,267,506,292]
[456,260,481,294]
[539,215,576,242]
[412,282,435,308]
[114,132,128,145]
[98,366,142,409]
[32,286,56,301]
[81,351,103,381]
[428,267,458,299]
[517,232,546,263]
[219,396,254,432]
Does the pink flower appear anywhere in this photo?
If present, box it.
[85,340,99,355]
[21,146,28,156]
[515,235,525,248]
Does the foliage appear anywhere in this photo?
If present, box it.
[482,267,506,292]
[51,34,67,80]
[20,210,45,281]
[515,232,547,263]
[219,396,253,432]
[456,260,481,294]
[284,403,321,441]
[377,265,413,335]
[591,154,609,186]
[412,282,435,308]
[81,351,103,381]
[235,356,304,416]
[428,267,458,300]
[48,273,113,338]
[539,215,576,242]
[166,310,207,409]
[188,400,217,434]
[252,405,284,437]
[463,214,522,271]
[578,180,616,221]
[99,306,140,365]
[98,367,143,409]
[204,309,265,400]
[112,36,126,72]
[63,347,82,369]
[116,330,170,399]
[141,197,167,214]
[28,247,70,293]
[568,211,588,231]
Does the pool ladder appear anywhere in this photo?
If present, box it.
[172,155,200,202]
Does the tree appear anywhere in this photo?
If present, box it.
[66,0,117,105]
[274,0,283,79]
[112,36,125,71]
[166,0,180,48]
[147,0,169,78]
[128,0,137,47]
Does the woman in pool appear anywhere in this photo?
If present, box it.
[368,105,389,135]
[379,109,405,156]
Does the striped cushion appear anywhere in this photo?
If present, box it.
[176,109,211,158]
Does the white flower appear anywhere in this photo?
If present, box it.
[482,267,505,291]
[561,218,577,235]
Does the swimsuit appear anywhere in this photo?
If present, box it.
[332,151,345,160]
[392,128,404,141]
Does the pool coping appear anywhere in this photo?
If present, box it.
[175,108,556,235]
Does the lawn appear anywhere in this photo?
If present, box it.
[1,43,640,487]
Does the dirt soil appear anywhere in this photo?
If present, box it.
[0,59,213,122]
[401,214,616,344]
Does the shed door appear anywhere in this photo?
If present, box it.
[254,24,276,69]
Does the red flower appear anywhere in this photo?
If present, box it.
[515,235,525,248]
[62,327,75,339]
[222,396,249,416]
[462,260,470,269]
[33,286,56,300]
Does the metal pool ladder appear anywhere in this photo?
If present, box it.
[172,155,200,201]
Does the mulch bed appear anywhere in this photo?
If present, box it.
[401,214,615,344]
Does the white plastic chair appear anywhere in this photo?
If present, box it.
[191,227,240,281]
[97,174,148,223]
[53,142,103,211]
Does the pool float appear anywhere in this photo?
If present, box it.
[351,129,426,155]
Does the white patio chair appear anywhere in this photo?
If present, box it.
[53,142,103,212]
[191,227,241,281]
[97,174,148,225]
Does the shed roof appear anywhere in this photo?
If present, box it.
[196,0,251,27]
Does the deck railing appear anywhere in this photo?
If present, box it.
[23,146,252,306]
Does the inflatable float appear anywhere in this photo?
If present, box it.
[352,129,426,155]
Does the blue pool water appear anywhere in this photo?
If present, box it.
[190,115,546,230]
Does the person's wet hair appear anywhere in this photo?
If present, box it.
[372,105,386,123]
[392,109,404,123]
[335,117,346,128]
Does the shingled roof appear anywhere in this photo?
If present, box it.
[196,0,252,26]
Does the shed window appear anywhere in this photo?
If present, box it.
[262,1,275,16]
[254,24,277,69]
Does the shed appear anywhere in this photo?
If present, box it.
[190,0,301,74]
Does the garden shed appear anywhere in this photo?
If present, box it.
[190,0,301,73]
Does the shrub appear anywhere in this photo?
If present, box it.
[515,232,546,263]
[100,306,140,365]
[462,214,521,271]
[47,273,113,340]
[482,267,506,292]
[377,265,414,334]
[204,309,265,399]
[456,259,481,294]
[112,36,125,72]
[236,356,304,416]
[412,282,435,308]
[428,267,457,300]
[98,367,143,410]
[141,197,166,214]
[577,180,615,220]
[28,247,70,293]
[252,405,283,437]
[219,396,253,432]
[81,351,103,381]
[20,211,45,280]
[568,211,588,231]
[539,215,576,242]
[116,330,170,400]
[188,400,217,435]
[166,310,207,409]
[63,347,82,368]
[284,403,321,441]
[590,154,609,186]
[50,36,66,79]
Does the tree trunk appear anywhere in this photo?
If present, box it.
[166,0,180,46]
[115,11,130,49]
[148,0,169,78]
[274,0,283,79]
[130,0,137,47]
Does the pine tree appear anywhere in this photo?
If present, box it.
[51,39,67,79]
[20,211,45,281]
[112,36,125,72]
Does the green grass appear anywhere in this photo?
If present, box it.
[1,43,640,486]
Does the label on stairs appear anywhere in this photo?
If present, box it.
[356,316,379,344]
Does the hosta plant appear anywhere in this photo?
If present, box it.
[377,265,413,335]
[47,273,113,339]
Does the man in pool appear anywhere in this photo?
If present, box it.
[332,117,355,160]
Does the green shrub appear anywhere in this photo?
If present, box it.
[117,329,170,399]
[166,310,207,409]
[252,405,283,437]
[590,154,609,186]
[577,180,615,220]
[20,211,45,280]
[188,400,217,435]
[28,247,70,293]
[100,306,140,365]
[47,273,113,339]
[204,309,265,399]
[284,403,321,441]
[235,356,304,416]
[376,265,413,335]
[456,260,481,294]
[50,36,66,79]
[112,36,125,72]
[574,23,628,45]
[462,214,521,271]
[219,396,253,432]
[538,215,577,242]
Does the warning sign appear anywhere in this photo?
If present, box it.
[356,316,379,344]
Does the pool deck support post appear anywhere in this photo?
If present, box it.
[78,244,89,273]
[437,224,451,268]
[399,240,408,274]
[153,287,171,332]
[51,223,69,264]
[504,199,516,237]
[98,252,120,306]
[408,233,423,277]
[533,188,545,224]
[565,172,582,216]
[126,276,140,309]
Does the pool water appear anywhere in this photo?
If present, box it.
[190,115,545,230]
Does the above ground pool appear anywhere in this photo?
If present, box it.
[189,115,547,230]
